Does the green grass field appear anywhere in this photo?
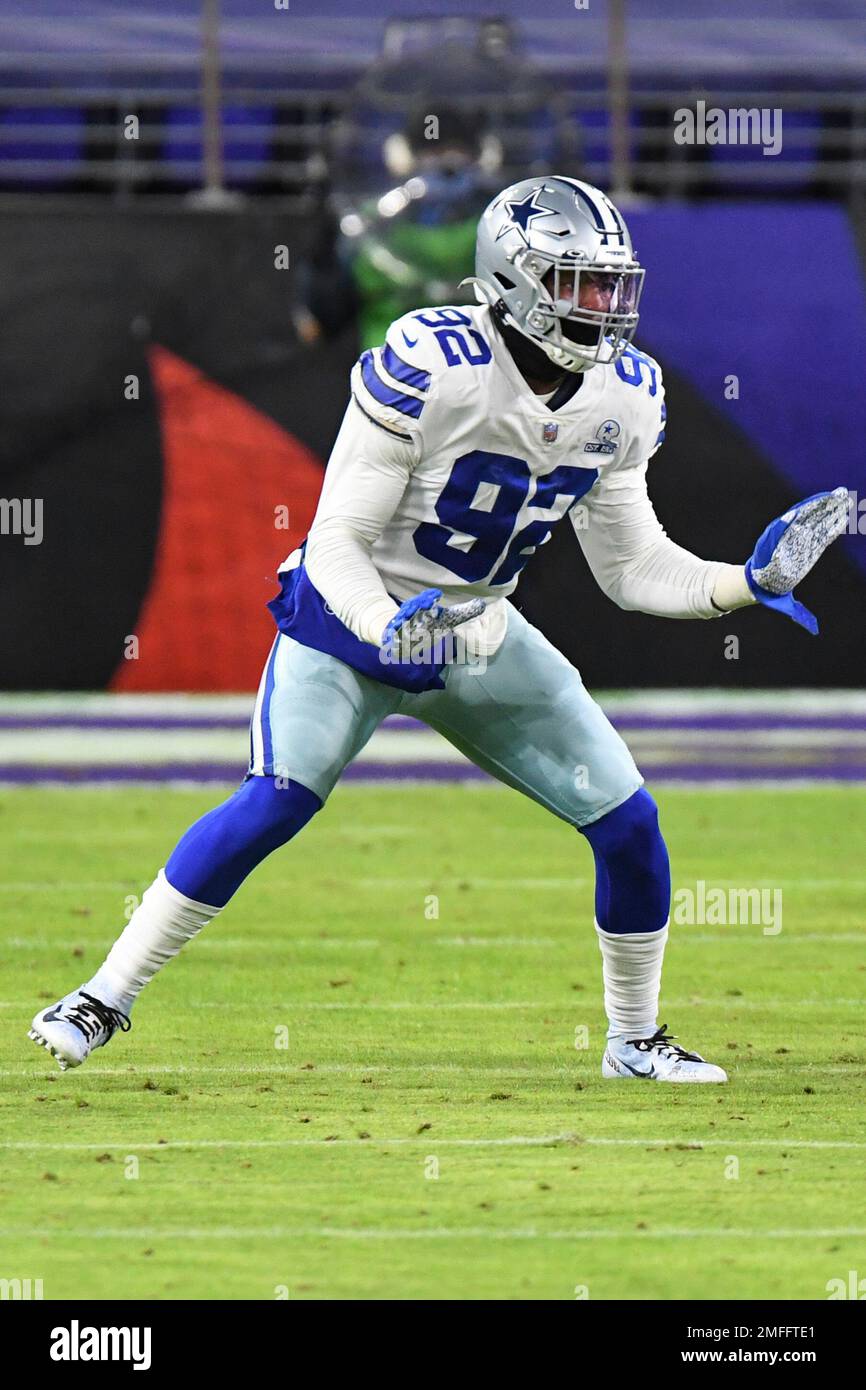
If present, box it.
[1,783,865,1301]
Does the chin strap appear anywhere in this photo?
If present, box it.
[463,274,595,378]
[487,298,573,386]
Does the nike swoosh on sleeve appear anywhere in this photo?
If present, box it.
[402,331,419,348]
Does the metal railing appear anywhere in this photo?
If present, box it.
[1,91,863,207]
[1,7,864,211]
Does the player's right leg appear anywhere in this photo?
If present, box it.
[29,634,401,1070]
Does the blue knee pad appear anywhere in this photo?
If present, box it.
[579,788,670,934]
[165,775,322,908]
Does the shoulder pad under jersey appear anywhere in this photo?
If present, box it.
[602,343,667,471]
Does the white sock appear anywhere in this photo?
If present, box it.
[85,870,220,1014]
[595,921,669,1039]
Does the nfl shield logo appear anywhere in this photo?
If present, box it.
[542,421,559,444]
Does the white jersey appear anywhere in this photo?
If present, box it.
[352,303,663,616]
[293,303,732,667]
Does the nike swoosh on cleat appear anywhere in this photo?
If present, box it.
[402,332,419,348]
[42,1005,64,1022]
[613,1053,656,1080]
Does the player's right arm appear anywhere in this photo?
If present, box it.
[305,320,482,648]
[304,395,415,645]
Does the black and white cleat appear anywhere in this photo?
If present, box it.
[602,1023,728,1083]
[29,990,131,1071]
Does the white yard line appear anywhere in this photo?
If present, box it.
[352,876,866,890]
[0,1132,575,1152]
[181,997,866,1011]
[4,997,863,1011]
[1,1134,865,1153]
[3,933,865,952]
[0,937,387,950]
[2,875,866,893]
[1,1062,861,1079]
[353,877,588,889]
[0,881,137,891]
[668,933,866,944]
[0,1063,572,1078]
[1,1225,865,1241]
[206,933,865,948]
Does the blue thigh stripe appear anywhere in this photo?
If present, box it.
[260,639,279,775]
[360,350,425,418]
[380,342,431,393]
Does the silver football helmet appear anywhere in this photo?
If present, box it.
[466,175,644,373]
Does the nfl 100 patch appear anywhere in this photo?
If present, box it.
[584,419,621,455]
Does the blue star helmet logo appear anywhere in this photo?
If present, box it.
[498,189,557,243]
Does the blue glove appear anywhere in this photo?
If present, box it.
[745,488,850,635]
[381,587,486,652]
[382,588,445,643]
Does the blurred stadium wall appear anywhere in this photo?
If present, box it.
[0,1,864,691]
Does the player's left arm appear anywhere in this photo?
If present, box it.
[575,358,849,632]
[576,461,738,619]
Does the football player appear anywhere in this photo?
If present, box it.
[31,177,849,1082]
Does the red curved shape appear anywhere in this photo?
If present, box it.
[111,345,323,692]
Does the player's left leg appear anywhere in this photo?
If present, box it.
[30,632,401,1070]
[410,603,726,1083]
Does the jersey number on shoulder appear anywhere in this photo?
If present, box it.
[412,308,492,368]
[413,451,597,587]
[614,344,657,395]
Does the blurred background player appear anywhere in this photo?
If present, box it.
[293,106,498,350]
[291,16,577,352]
